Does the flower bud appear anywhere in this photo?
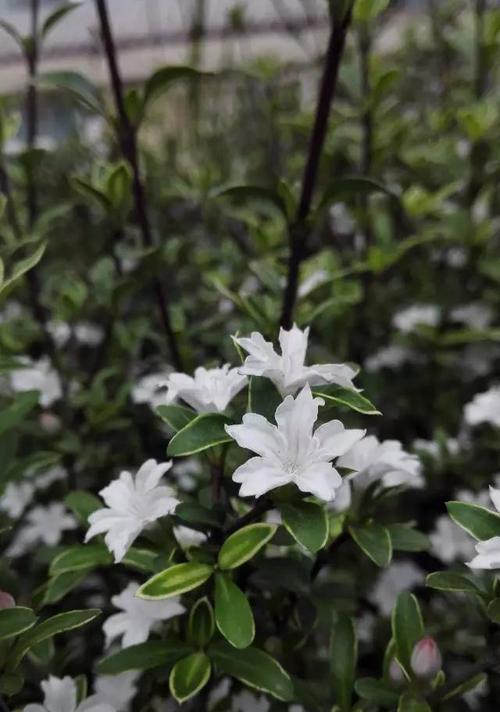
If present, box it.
[39,412,61,434]
[0,591,15,609]
[410,637,442,679]
[388,657,405,685]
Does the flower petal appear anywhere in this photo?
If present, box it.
[315,420,366,459]
[225,414,283,459]
[232,456,290,498]
[294,462,342,502]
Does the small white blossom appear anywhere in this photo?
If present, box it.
[85,460,179,563]
[234,325,358,396]
[48,321,71,347]
[74,322,104,346]
[103,582,185,648]
[173,525,207,550]
[8,503,76,557]
[297,269,328,298]
[467,487,500,569]
[165,365,247,412]
[24,676,115,712]
[464,386,500,428]
[450,303,493,330]
[131,371,171,410]
[337,435,422,489]
[364,345,415,373]
[10,357,62,407]
[392,304,440,333]
[0,481,35,517]
[93,673,138,712]
[226,385,365,501]
[430,515,476,563]
[172,458,201,492]
[370,561,424,615]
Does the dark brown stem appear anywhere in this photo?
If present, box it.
[358,21,373,247]
[26,0,40,228]
[94,0,183,370]
[280,5,352,328]
[225,497,273,535]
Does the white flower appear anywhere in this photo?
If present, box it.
[234,325,358,396]
[337,435,422,489]
[24,676,115,712]
[467,487,500,569]
[103,582,185,648]
[370,561,424,615]
[8,503,76,557]
[364,345,415,373]
[232,691,270,712]
[464,386,500,428]
[93,673,138,712]
[10,357,62,407]
[0,481,35,517]
[172,458,201,492]
[173,525,207,550]
[36,465,68,489]
[297,269,328,298]
[74,322,104,346]
[430,515,476,564]
[450,303,493,330]
[165,365,247,412]
[132,371,171,410]
[392,305,440,333]
[86,459,179,563]
[226,385,365,502]
[48,321,71,347]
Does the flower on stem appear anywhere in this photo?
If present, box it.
[410,637,442,679]
[392,304,440,333]
[85,459,179,563]
[24,676,115,712]
[337,435,422,489]
[233,324,358,396]
[103,582,185,648]
[467,486,500,569]
[225,385,365,501]
[164,365,247,412]
[7,503,76,557]
[10,357,62,407]
[464,386,500,428]
[0,591,15,608]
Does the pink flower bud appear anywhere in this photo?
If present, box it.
[388,657,405,685]
[410,637,442,679]
[0,591,15,609]
[39,412,61,433]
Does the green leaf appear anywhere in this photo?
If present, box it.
[218,523,276,570]
[215,573,255,649]
[350,524,392,567]
[392,592,424,675]
[72,177,111,213]
[426,572,484,595]
[487,598,500,623]
[188,597,215,648]
[8,609,101,670]
[175,502,222,529]
[214,185,288,218]
[354,678,399,707]
[137,562,214,600]
[281,501,328,553]
[65,491,102,524]
[320,176,398,210]
[354,0,390,22]
[331,615,357,712]
[209,640,294,701]
[169,652,211,704]
[144,65,209,107]
[41,2,82,40]
[397,693,432,712]
[0,607,37,641]
[446,501,500,540]
[0,672,24,697]
[97,640,193,674]
[167,413,233,457]
[0,21,23,52]
[313,384,381,415]
[43,571,89,605]
[36,71,103,116]
[50,545,112,575]
[0,391,39,436]
[156,404,197,433]
[0,242,47,302]
[441,672,487,701]
[121,547,159,573]
[387,525,430,552]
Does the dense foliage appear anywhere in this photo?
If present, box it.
[1,0,500,710]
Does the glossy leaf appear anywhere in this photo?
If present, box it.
[137,562,214,600]
[169,651,211,704]
[50,545,112,575]
[167,413,233,457]
[0,607,37,641]
[331,614,357,711]
[426,572,484,595]
[350,524,392,567]
[281,501,328,553]
[218,523,276,570]
[313,384,381,415]
[392,592,424,675]
[97,640,193,674]
[156,404,197,433]
[188,597,215,648]
[446,501,500,540]
[215,573,255,649]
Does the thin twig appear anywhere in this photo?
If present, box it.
[94,0,183,370]
[280,5,353,328]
